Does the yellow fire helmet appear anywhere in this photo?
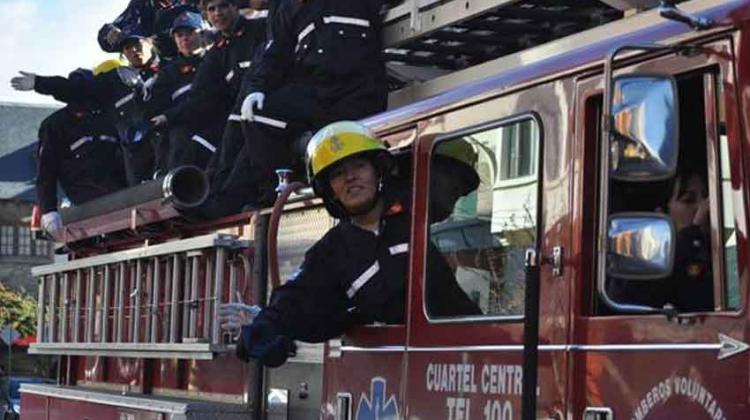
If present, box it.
[93,58,127,76]
[306,121,392,197]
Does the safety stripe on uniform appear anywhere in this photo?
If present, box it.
[296,23,316,46]
[238,61,251,69]
[171,84,192,101]
[251,114,288,129]
[99,135,118,143]
[225,70,235,82]
[191,135,217,153]
[115,93,135,109]
[347,261,380,298]
[70,136,93,152]
[227,114,243,122]
[389,243,409,255]
[143,76,157,89]
[323,16,370,27]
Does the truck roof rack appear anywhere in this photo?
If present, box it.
[383,0,625,89]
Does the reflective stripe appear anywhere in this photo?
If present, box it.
[191,135,216,153]
[252,114,287,129]
[238,61,251,69]
[389,243,409,255]
[347,261,379,298]
[70,136,93,152]
[171,84,192,101]
[115,93,134,109]
[323,16,370,27]
[295,23,316,52]
[143,76,157,89]
[99,135,118,143]
[227,114,243,122]
[225,70,235,82]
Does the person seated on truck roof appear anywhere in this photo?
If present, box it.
[11,28,162,186]
[35,68,127,241]
[218,121,480,367]
[98,0,201,60]
[143,11,225,171]
[197,0,390,219]
[149,0,267,179]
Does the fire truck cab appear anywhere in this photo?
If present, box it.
[20,0,750,419]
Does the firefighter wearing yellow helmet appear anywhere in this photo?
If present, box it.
[218,121,481,368]
[307,121,394,218]
[93,58,127,76]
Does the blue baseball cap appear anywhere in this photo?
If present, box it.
[170,11,205,35]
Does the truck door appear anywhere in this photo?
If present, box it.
[571,38,748,419]
[405,82,574,419]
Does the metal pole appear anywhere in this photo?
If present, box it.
[48,274,57,343]
[36,276,46,342]
[188,253,200,338]
[102,265,111,343]
[115,263,125,343]
[144,259,154,342]
[85,268,96,342]
[163,258,173,343]
[60,274,69,343]
[203,255,215,340]
[521,249,540,420]
[150,258,161,343]
[133,260,143,342]
[73,270,82,343]
[211,248,226,344]
[169,255,181,343]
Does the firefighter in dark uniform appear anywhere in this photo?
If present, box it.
[218,122,480,367]
[98,0,201,59]
[35,69,126,240]
[150,0,266,173]
[11,28,162,185]
[220,0,389,213]
[145,11,223,170]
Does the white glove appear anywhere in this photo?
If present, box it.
[240,92,265,120]
[10,71,37,91]
[151,115,168,127]
[41,211,62,239]
[218,303,261,336]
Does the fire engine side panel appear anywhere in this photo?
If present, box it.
[567,33,750,419]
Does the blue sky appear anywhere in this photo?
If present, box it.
[0,0,128,105]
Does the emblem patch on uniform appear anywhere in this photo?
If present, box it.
[356,377,399,420]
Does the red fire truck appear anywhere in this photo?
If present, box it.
[19,0,750,418]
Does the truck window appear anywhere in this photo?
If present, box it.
[426,117,541,320]
[600,69,740,314]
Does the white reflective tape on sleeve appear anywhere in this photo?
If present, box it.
[171,84,192,101]
[389,243,409,255]
[99,135,118,143]
[297,23,316,42]
[228,114,243,122]
[252,114,287,129]
[347,261,380,299]
[323,16,370,27]
[190,135,217,153]
[115,93,135,109]
[225,70,235,82]
[143,76,157,89]
[69,136,93,152]
[238,61,251,69]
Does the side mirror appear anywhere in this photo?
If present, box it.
[606,213,674,280]
[609,75,679,181]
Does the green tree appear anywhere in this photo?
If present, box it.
[0,284,37,337]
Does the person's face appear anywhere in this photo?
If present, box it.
[205,0,239,33]
[122,39,153,68]
[173,28,201,56]
[430,161,465,222]
[329,157,379,215]
[668,174,708,231]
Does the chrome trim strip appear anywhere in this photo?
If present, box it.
[339,343,724,353]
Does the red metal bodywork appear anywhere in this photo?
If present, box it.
[21,1,750,419]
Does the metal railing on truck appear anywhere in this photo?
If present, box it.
[29,233,251,360]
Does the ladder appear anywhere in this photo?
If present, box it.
[30,233,251,359]
[383,0,623,88]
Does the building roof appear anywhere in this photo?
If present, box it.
[0,102,60,202]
